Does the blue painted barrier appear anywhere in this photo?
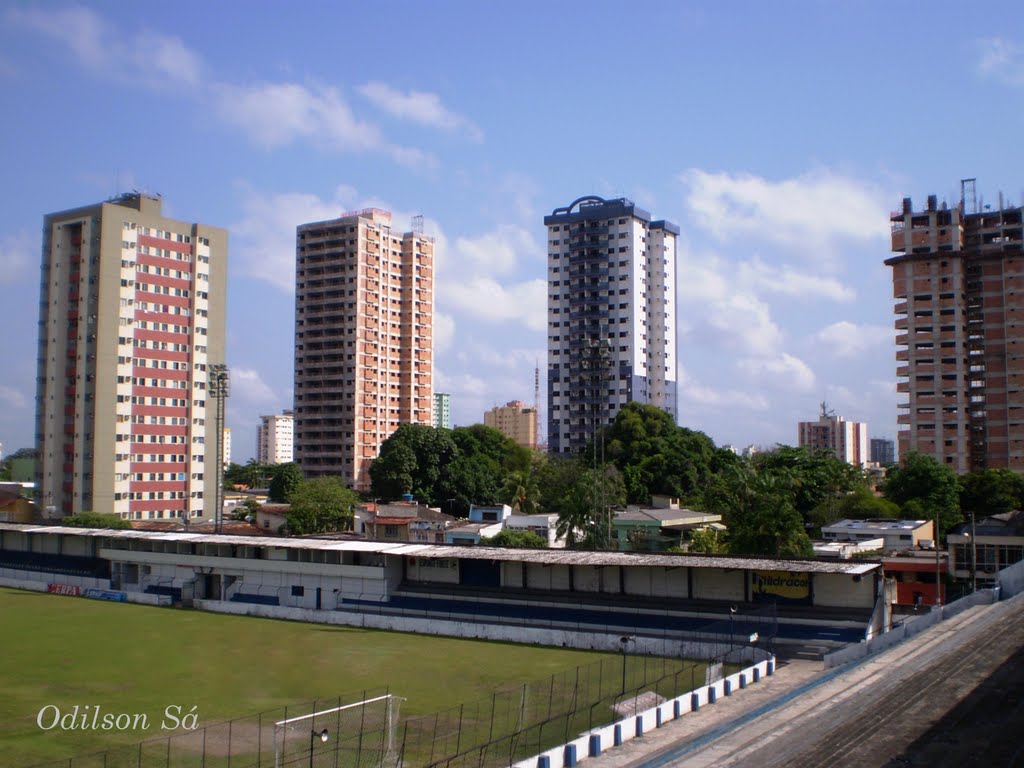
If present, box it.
[673,700,682,718]
[564,743,577,767]
[708,686,717,704]
[635,715,644,737]
[740,673,747,689]
[537,756,550,768]
[724,679,732,696]
[589,734,601,757]
[613,723,623,746]
[691,692,700,711]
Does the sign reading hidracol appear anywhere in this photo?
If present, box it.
[751,570,810,603]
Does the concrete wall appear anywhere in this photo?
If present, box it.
[998,557,1024,598]
[692,569,743,601]
[823,588,999,669]
[814,572,875,608]
[511,658,774,768]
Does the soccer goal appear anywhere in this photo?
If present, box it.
[273,693,403,768]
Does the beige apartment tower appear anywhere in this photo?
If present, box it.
[484,400,538,450]
[35,193,227,520]
[257,410,294,465]
[294,209,434,489]
[887,181,1024,473]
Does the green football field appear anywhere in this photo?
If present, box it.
[2,586,643,766]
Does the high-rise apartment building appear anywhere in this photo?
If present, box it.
[484,400,538,450]
[36,193,226,520]
[432,392,451,430]
[257,410,294,465]
[797,403,868,466]
[545,196,678,455]
[887,181,1024,473]
[870,437,895,465]
[294,208,433,489]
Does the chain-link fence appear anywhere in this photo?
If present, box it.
[27,605,778,768]
[25,689,396,768]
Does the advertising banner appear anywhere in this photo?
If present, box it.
[751,570,810,603]
[47,583,81,596]
[82,588,127,602]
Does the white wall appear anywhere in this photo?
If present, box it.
[814,573,875,608]
[692,569,744,601]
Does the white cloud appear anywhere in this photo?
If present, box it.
[738,353,816,392]
[434,312,456,353]
[358,81,483,141]
[737,257,855,303]
[214,82,434,167]
[682,169,890,263]
[678,368,768,411]
[7,5,201,88]
[444,277,547,332]
[231,185,357,293]
[977,37,1024,87]
[452,225,538,276]
[9,7,436,168]
[231,368,277,405]
[0,384,28,410]
[815,321,893,359]
[680,255,782,353]
[0,232,34,285]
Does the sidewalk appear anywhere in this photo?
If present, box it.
[583,657,823,768]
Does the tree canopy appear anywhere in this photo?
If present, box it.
[480,529,547,549]
[602,403,737,506]
[883,452,962,538]
[705,465,813,558]
[267,463,303,504]
[285,477,358,535]
[370,423,530,516]
[63,512,132,529]
[958,468,1024,518]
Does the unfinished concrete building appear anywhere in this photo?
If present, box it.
[887,180,1024,473]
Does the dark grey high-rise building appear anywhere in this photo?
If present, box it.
[870,438,895,465]
[545,196,678,455]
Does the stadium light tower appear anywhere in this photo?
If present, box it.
[208,364,230,534]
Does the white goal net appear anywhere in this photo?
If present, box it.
[273,693,402,768]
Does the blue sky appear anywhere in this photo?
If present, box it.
[2,2,1023,462]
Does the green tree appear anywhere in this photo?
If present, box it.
[601,403,735,507]
[285,477,358,535]
[500,458,543,515]
[753,445,865,523]
[959,468,1024,517]
[883,452,962,538]
[226,459,274,489]
[807,485,900,530]
[553,464,626,549]
[63,512,132,529]
[370,423,458,503]
[685,528,729,554]
[480,529,547,548]
[707,466,813,557]
[268,462,303,503]
[231,498,262,521]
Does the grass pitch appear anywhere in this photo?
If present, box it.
[2,587,631,766]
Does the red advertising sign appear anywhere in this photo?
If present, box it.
[48,583,81,596]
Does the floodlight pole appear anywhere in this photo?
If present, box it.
[208,364,230,534]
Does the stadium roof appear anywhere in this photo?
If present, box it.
[0,523,881,575]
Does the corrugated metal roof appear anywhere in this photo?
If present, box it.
[0,523,880,574]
